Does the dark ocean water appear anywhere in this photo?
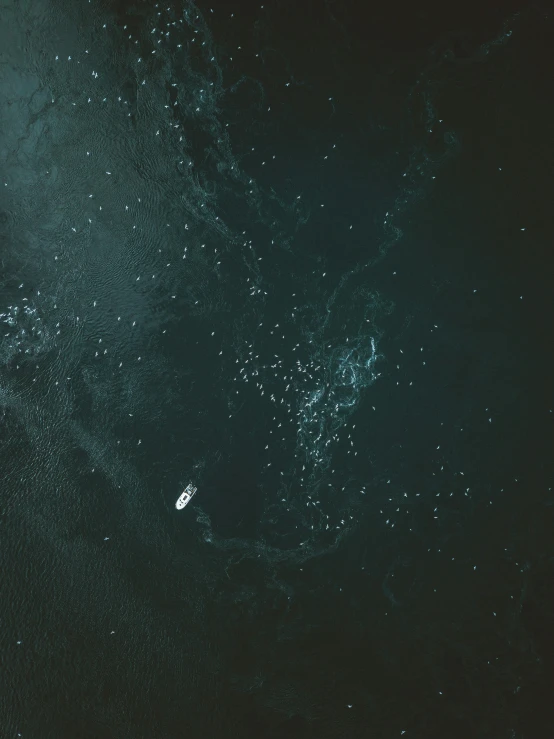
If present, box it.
[1,0,553,737]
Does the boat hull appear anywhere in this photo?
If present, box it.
[176,483,197,509]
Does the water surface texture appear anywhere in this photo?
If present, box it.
[1,0,553,737]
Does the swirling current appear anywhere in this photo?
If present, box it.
[1,1,553,737]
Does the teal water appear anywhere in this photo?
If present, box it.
[0,1,552,737]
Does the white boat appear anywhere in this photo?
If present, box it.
[176,483,197,510]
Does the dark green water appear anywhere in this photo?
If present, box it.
[0,0,552,737]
